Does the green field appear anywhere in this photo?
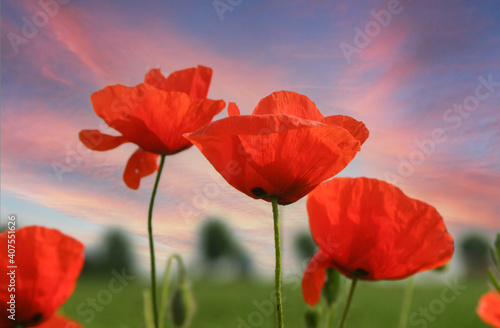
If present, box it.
[61,275,491,328]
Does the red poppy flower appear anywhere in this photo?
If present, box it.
[0,226,84,328]
[79,65,226,189]
[302,177,454,306]
[477,291,500,327]
[184,91,369,205]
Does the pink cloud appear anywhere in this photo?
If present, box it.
[3,0,499,274]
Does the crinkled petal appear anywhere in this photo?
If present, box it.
[302,250,331,306]
[252,91,325,121]
[322,115,369,145]
[185,114,360,204]
[228,102,240,116]
[307,177,454,280]
[35,314,82,328]
[143,68,166,90]
[90,84,168,153]
[91,84,225,154]
[477,292,500,327]
[123,149,159,189]
[79,129,128,151]
[144,65,213,99]
[0,226,84,328]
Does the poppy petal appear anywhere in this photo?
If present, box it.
[252,91,325,121]
[79,130,128,151]
[35,314,82,328]
[307,178,454,280]
[228,102,240,116]
[91,84,167,153]
[185,114,361,204]
[0,226,84,328]
[123,149,159,190]
[143,68,165,90]
[144,65,213,99]
[91,84,225,154]
[477,292,500,327]
[322,115,369,145]
[302,250,331,306]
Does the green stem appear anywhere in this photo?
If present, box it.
[271,197,284,328]
[148,154,166,328]
[489,269,500,293]
[159,254,186,328]
[398,276,415,328]
[326,304,336,328]
[143,289,155,328]
[337,276,359,328]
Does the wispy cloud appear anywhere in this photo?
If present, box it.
[2,0,499,273]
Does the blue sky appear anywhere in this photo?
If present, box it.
[1,0,499,272]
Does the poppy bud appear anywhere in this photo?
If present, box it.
[322,268,341,306]
[303,305,322,328]
[169,282,194,327]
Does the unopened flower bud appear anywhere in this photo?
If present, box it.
[169,282,194,328]
[304,305,323,328]
[303,305,322,328]
[322,268,341,306]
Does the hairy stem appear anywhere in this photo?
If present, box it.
[272,197,284,328]
[148,154,166,328]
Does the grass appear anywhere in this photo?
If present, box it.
[61,274,491,328]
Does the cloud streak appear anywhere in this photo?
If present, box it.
[2,0,499,273]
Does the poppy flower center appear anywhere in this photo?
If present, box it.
[251,187,268,198]
[29,313,43,325]
[354,268,369,277]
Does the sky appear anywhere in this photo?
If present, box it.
[1,0,499,274]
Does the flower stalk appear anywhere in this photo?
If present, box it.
[148,154,167,328]
[160,254,187,328]
[272,197,284,328]
[398,276,415,328]
[337,275,359,328]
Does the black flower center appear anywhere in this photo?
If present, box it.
[31,313,43,324]
[354,268,369,277]
[251,187,268,197]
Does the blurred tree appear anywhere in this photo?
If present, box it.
[460,233,490,276]
[82,228,136,276]
[293,230,317,263]
[100,228,136,273]
[200,219,236,261]
[198,217,253,278]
